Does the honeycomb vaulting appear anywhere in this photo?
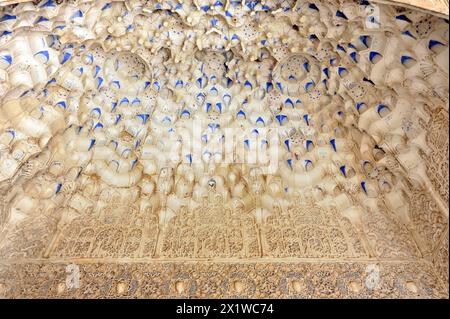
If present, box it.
[0,0,448,298]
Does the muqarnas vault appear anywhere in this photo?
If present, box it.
[0,0,448,298]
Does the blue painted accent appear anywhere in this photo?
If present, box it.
[115,114,121,124]
[330,139,336,152]
[137,114,150,124]
[266,82,273,92]
[340,165,346,177]
[336,44,346,52]
[181,109,190,117]
[401,30,416,39]
[284,98,294,108]
[216,103,222,113]
[396,15,412,23]
[97,77,103,89]
[305,81,314,92]
[208,123,220,131]
[276,82,283,92]
[1,54,12,65]
[369,51,382,63]
[6,129,15,139]
[61,52,71,64]
[120,97,129,105]
[132,98,140,106]
[287,159,293,170]
[303,62,310,72]
[201,5,210,12]
[94,65,101,78]
[225,10,232,17]
[377,104,389,115]
[111,102,118,112]
[33,50,49,63]
[246,0,257,10]
[275,115,287,125]
[1,14,16,22]
[304,160,313,170]
[210,86,218,95]
[223,94,231,105]
[284,139,290,152]
[428,39,444,50]
[175,79,183,87]
[0,31,12,38]
[350,52,358,63]
[55,183,62,194]
[56,101,66,109]
[360,35,370,48]
[308,3,319,10]
[94,122,103,130]
[131,158,138,169]
[110,80,120,89]
[256,117,265,125]
[91,107,101,117]
[244,80,252,89]
[237,110,246,118]
[303,114,309,126]
[244,139,250,149]
[88,139,96,151]
[196,93,205,104]
[361,181,367,194]
[205,102,212,113]
[71,10,83,19]
[323,67,329,78]
[186,154,193,164]
[101,2,112,10]
[40,0,55,8]
[338,67,347,77]
[401,55,415,65]
[336,10,347,19]
[231,34,239,41]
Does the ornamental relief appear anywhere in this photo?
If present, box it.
[409,190,448,254]
[0,186,427,261]
[431,230,449,292]
[423,107,449,205]
[0,261,447,299]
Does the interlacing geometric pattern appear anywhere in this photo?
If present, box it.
[0,0,448,298]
